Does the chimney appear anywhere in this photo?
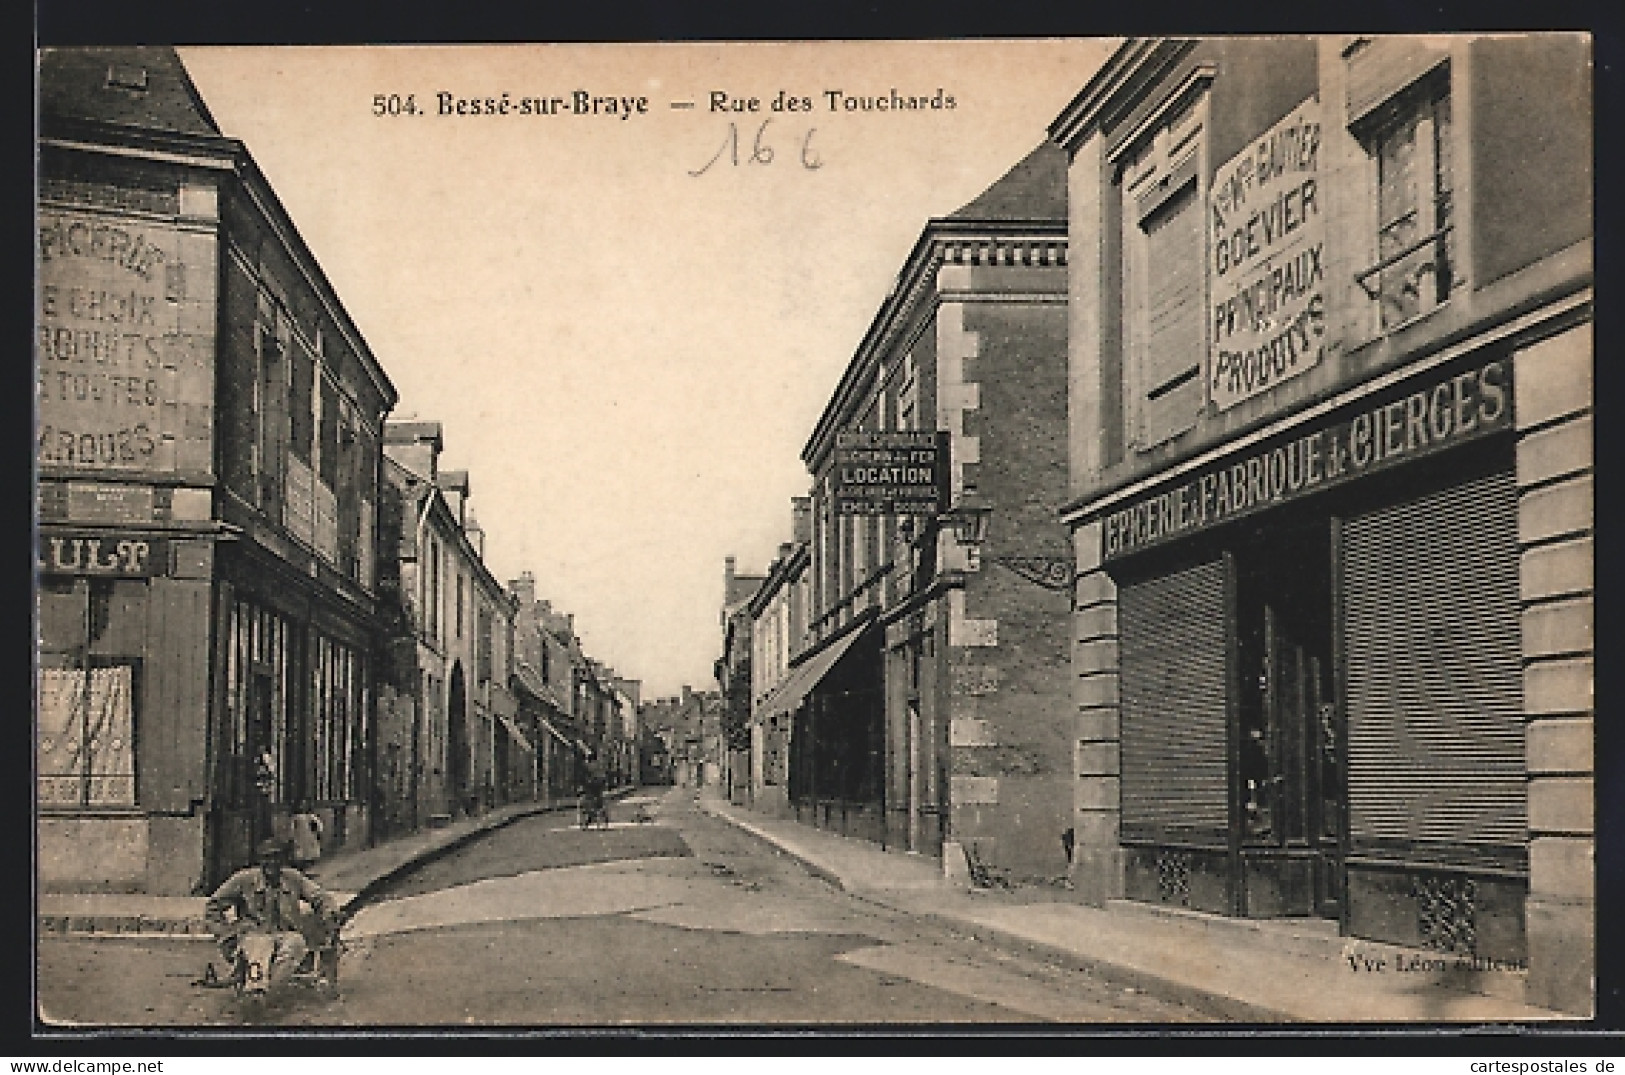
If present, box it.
[724,555,736,594]
[510,571,536,610]
[439,469,471,526]
[792,496,812,545]
[464,507,484,558]
[384,420,443,484]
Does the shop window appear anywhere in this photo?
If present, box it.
[1354,65,1455,329]
[312,636,364,802]
[223,599,294,807]
[38,662,138,808]
[36,578,144,809]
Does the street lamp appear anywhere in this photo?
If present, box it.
[940,489,1073,592]
[942,490,993,546]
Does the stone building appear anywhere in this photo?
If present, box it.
[37,47,397,892]
[375,421,523,828]
[1050,35,1592,1013]
[716,555,767,804]
[746,498,813,815]
[778,142,1074,882]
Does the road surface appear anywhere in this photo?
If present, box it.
[37,787,1208,1027]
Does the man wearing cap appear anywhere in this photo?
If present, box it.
[206,836,338,995]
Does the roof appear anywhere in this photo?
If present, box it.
[946,141,1068,223]
[39,46,223,138]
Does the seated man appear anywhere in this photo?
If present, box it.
[206,836,337,995]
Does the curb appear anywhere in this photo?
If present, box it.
[696,796,1293,1023]
[40,795,616,938]
[696,797,849,891]
[332,797,588,922]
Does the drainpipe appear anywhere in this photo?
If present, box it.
[410,486,436,828]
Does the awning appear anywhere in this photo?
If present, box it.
[756,622,871,718]
[497,711,534,754]
[535,718,588,756]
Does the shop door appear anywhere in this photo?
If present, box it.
[1236,520,1341,919]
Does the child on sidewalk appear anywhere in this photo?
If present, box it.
[289,801,324,872]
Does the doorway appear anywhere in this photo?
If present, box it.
[1234,516,1341,919]
[447,664,469,815]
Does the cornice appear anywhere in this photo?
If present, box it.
[803,219,1068,472]
[1048,38,1197,153]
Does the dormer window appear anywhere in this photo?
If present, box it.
[105,64,149,93]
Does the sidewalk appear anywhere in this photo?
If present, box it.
[697,792,1577,1024]
[37,792,601,940]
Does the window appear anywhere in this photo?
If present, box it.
[455,574,465,639]
[477,606,493,683]
[313,635,365,802]
[1362,70,1454,329]
[1118,84,1210,449]
[256,298,290,515]
[37,578,144,809]
[39,663,137,807]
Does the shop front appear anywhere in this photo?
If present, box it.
[1098,350,1528,961]
[37,528,215,895]
[783,617,886,844]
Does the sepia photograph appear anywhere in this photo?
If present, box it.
[32,32,1596,1034]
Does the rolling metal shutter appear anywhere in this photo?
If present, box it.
[1119,557,1231,847]
[1342,468,1525,850]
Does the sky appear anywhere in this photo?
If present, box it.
[176,41,1115,698]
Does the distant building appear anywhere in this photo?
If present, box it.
[509,572,587,802]
[376,421,523,827]
[746,498,812,815]
[715,555,766,804]
[1051,36,1592,1014]
[36,47,397,892]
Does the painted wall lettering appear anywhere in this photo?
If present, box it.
[1101,357,1513,562]
[35,209,207,474]
[1209,97,1326,410]
[38,533,167,576]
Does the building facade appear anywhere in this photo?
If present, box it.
[746,499,813,815]
[716,556,767,805]
[376,422,523,829]
[509,573,591,802]
[37,47,398,893]
[1051,36,1592,1013]
[773,143,1075,881]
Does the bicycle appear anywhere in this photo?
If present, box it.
[577,791,610,830]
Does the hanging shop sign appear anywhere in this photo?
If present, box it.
[38,531,168,576]
[833,430,948,515]
[1101,356,1512,563]
[1208,96,1326,411]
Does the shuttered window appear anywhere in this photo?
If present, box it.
[1123,147,1206,451]
[1119,557,1231,847]
[1342,468,1525,851]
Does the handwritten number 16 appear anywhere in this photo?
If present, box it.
[690,119,821,176]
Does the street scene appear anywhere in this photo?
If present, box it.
[34,36,1594,1032]
[39,789,1206,1025]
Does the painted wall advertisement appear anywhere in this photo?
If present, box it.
[36,208,209,475]
[1208,96,1325,411]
